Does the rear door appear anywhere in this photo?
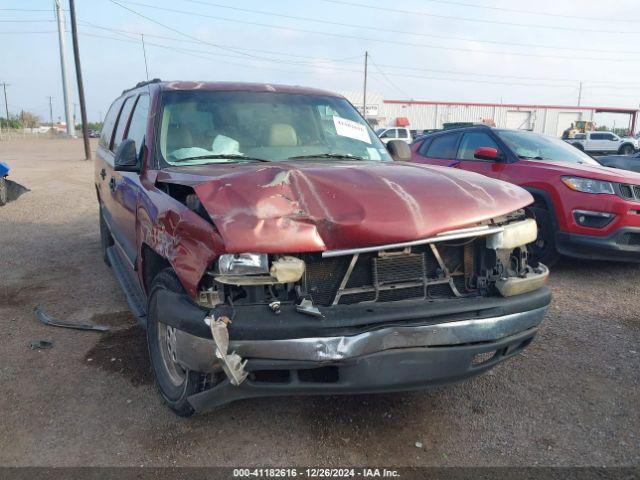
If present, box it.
[588,132,606,151]
[96,97,124,241]
[108,94,150,264]
[413,132,461,167]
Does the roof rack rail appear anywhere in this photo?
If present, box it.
[122,78,162,95]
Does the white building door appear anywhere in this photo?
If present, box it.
[506,111,532,130]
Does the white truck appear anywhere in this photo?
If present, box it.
[375,127,412,144]
[565,131,638,155]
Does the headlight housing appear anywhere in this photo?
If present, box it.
[218,253,268,275]
[561,176,614,195]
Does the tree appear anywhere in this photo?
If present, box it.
[20,111,41,128]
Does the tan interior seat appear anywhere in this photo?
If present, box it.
[268,123,298,146]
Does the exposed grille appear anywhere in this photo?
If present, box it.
[303,244,472,307]
[634,186,640,200]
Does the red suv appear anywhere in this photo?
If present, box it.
[411,125,640,266]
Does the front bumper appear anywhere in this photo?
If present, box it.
[556,227,640,262]
[186,327,540,413]
[166,290,550,412]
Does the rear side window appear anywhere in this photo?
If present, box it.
[425,134,460,159]
[112,96,136,152]
[125,94,150,153]
[99,99,123,150]
[590,133,605,140]
[457,132,500,160]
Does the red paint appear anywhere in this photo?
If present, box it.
[474,147,500,161]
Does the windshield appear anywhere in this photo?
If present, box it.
[159,91,391,165]
[496,130,600,165]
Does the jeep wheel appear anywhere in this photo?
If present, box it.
[99,208,113,266]
[0,177,7,206]
[619,144,634,155]
[147,269,207,417]
[527,206,560,268]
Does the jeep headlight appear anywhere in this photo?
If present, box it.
[218,253,269,275]
[562,176,614,195]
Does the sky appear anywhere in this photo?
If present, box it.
[1,0,640,126]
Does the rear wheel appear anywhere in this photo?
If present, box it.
[527,206,560,268]
[572,143,584,151]
[147,269,208,417]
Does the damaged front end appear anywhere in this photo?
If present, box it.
[162,210,549,411]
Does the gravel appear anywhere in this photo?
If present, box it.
[0,138,638,467]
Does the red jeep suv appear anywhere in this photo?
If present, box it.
[411,125,640,266]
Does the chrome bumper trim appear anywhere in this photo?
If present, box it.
[173,307,547,370]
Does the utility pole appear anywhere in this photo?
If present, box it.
[1,82,9,122]
[68,0,91,159]
[141,34,150,81]
[363,51,368,121]
[47,96,54,136]
[55,0,75,137]
[577,81,583,106]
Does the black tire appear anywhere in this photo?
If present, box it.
[572,143,584,151]
[527,206,560,268]
[0,177,7,206]
[619,144,634,155]
[99,208,113,266]
[147,269,207,417]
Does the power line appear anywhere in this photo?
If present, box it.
[405,0,639,24]
[74,20,640,87]
[177,0,640,55]
[368,55,411,99]
[115,0,636,62]
[106,0,261,60]
[78,30,580,89]
[320,0,640,35]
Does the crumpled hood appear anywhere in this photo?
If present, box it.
[159,161,533,253]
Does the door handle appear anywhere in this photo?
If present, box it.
[109,177,116,192]
[99,168,106,180]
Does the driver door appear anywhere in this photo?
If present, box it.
[454,131,506,180]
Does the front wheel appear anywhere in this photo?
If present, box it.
[527,206,560,268]
[147,269,208,417]
[619,144,634,155]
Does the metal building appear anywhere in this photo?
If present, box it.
[342,91,639,136]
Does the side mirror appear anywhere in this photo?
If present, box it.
[114,139,140,172]
[387,140,411,162]
[474,147,501,161]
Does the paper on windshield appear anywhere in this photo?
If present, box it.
[333,116,371,144]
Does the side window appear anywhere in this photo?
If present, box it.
[397,129,408,139]
[380,129,396,139]
[99,99,122,149]
[591,133,604,140]
[112,96,136,152]
[125,94,150,154]
[425,134,460,159]
[457,132,500,160]
[606,134,616,141]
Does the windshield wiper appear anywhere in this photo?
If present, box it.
[287,153,368,161]
[172,154,271,163]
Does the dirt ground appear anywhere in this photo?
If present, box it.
[0,138,638,467]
